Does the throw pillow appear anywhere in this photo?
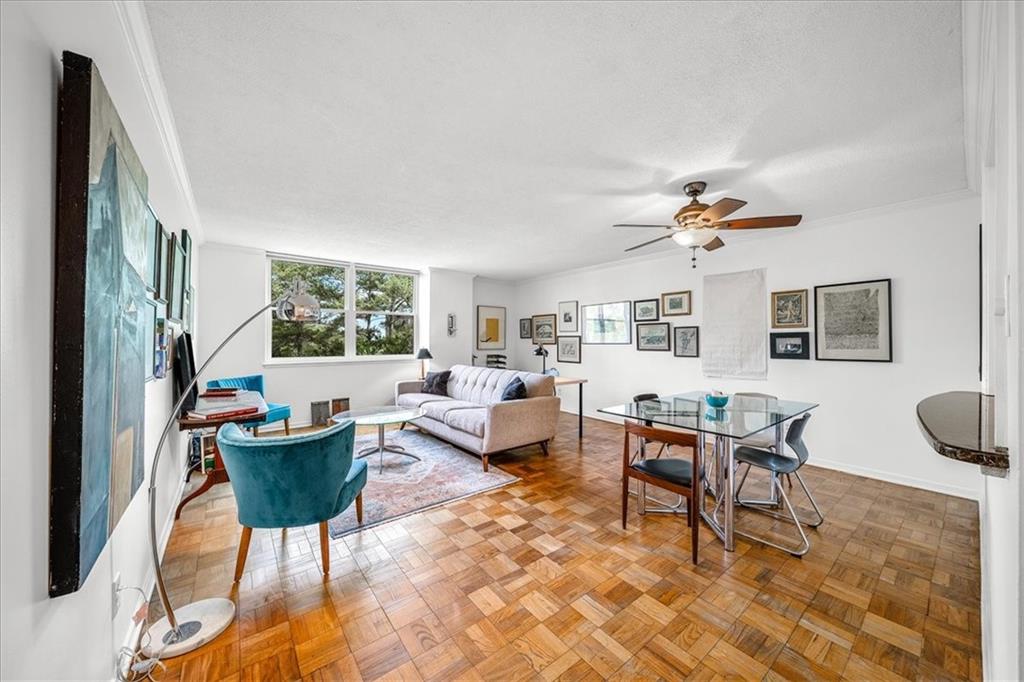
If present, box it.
[501,377,527,401]
[423,370,451,396]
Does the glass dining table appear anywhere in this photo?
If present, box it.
[599,391,818,551]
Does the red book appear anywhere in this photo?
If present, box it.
[187,406,259,421]
[202,388,238,396]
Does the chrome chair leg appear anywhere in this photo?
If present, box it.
[793,471,825,527]
[734,476,811,557]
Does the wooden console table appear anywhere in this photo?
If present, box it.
[553,376,588,439]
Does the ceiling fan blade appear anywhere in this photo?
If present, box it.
[613,223,676,229]
[715,215,802,229]
[702,236,726,251]
[624,234,674,252]
[698,198,746,223]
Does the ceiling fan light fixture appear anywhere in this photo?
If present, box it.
[672,228,719,247]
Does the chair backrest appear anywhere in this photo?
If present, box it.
[785,413,812,465]
[632,393,659,426]
[217,420,355,528]
[208,374,265,397]
[735,392,777,400]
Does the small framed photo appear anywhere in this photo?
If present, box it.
[556,336,581,363]
[519,318,532,339]
[633,299,659,322]
[772,289,808,328]
[532,313,557,345]
[770,332,810,359]
[558,300,579,333]
[661,291,692,316]
[674,326,699,357]
[636,322,671,351]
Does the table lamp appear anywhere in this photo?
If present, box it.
[416,348,433,380]
[143,280,320,658]
[533,344,549,373]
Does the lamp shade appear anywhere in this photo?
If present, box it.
[416,348,433,360]
[276,279,320,323]
[533,345,549,357]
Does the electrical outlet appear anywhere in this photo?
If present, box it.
[112,572,121,618]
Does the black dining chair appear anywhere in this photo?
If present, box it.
[732,413,824,556]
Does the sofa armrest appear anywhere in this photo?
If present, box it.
[483,395,561,453]
[395,379,425,404]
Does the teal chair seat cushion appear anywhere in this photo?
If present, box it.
[244,402,291,429]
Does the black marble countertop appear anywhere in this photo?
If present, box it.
[917,391,1009,470]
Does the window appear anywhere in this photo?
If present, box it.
[268,256,417,361]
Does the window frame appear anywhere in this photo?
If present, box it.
[264,253,419,365]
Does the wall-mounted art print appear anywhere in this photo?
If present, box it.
[144,205,160,294]
[771,289,808,328]
[183,286,195,334]
[155,224,169,303]
[770,331,810,359]
[633,299,659,322]
[556,335,581,363]
[532,313,556,345]
[167,233,185,323]
[558,300,578,334]
[815,279,892,361]
[477,305,507,350]
[154,316,168,379]
[50,52,149,597]
[674,326,700,357]
[519,317,532,339]
[661,290,692,316]
[144,299,158,381]
[181,228,193,292]
[636,322,671,351]
[581,301,631,344]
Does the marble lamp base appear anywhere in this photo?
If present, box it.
[142,597,235,658]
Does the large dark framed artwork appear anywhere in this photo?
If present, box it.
[814,279,892,362]
[50,52,149,596]
[182,228,193,292]
[154,224,169,303]
[167,232,185,323]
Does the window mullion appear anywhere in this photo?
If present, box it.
[345,264,356,358]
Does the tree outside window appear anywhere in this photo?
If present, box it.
[270,259,345,358]
[355,270,414,356]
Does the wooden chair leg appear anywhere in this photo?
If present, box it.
[690,496,699,565]
[252,425,259,437]
[234,526,253,582]
[284,418,291,435]
[355,493,364,524]
[319,521,330,576]
[482,455,489,472]
[621,474,629,529]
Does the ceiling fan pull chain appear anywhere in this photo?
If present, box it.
[690,247,698,269]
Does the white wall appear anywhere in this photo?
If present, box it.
[425,268,475,371]
[1,2,199,678]
[503,194,984,500]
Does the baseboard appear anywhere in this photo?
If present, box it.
[572,409,980,501]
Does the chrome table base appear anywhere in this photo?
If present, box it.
[357,424,420,473]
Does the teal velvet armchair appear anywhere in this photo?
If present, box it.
[217,419,367,580]
[207,374,291,435]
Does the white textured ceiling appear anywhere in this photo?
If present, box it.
[145,0,966,280]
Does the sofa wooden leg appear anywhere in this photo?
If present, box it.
[234,526,253,582]
[482,455,489,472]
[540,440,549,456]
[284,418,291,435]
[356,493,364,524]
[319,521,330,576]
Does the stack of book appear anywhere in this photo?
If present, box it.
[186,388,264,421]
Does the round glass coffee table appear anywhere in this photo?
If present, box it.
[332,405,425,473]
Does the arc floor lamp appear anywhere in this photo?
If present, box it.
[143,281,320,658]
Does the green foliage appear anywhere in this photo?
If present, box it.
[355,271,414,355]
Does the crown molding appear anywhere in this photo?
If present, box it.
[113,0,204,242]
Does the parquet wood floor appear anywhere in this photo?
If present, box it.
[151,414,982,681]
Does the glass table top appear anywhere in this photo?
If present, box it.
[598,391,818,439]
[332,405,425,425]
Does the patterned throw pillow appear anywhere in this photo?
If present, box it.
[423,370,451,396]
[501,377,527,401]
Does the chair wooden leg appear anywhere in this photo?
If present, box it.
[284,418,291,435]
[482,455,489,472]
[234,526,253,582]
[252,425,259,437]
[690,497,699,565]
[319,521,330,576]
[621,474,629,529]
[356,493,364,524]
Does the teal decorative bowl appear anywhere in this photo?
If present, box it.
[705,394,729,409]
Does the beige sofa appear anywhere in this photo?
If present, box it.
[395,364,560,471]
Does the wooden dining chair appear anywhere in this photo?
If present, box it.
[621,420,702,564]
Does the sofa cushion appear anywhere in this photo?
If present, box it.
[396,392,450,408]
[443,407,487,438]
[421,399,482,422]
[446,365,554,405]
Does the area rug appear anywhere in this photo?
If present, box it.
[327,429,519,538]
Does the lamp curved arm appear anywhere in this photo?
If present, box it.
[147,302,273,637]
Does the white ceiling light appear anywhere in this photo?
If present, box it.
[671,229,719,247]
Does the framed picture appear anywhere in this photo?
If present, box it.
[556,335,581,363]
[144,205,160,293]
[519,317,532,339]
[581,301,632,344]
[183,286,194,334]
[633,299,659,322]
[661,290,692,316]
[636,322,671,351]
[772,289,808,328]
[814,279,892,362]
[674,326,700,357]
[477,305,507,350]
[144,299,158,381]
[770,332,810,359]
[167,232,185,323]
[558,300,579,333]
[532,313,557,345]
[181,228,193,292]
[155,225,170,303]
[154,315,169,379]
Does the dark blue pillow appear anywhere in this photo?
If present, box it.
[423,370,451,396]
[501,377,527,401]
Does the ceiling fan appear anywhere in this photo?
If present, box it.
[615,181,802,267]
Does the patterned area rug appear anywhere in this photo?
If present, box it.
[327,429,519,538]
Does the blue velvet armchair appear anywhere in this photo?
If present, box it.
[217,419,367,580]
[207,374,291,435]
